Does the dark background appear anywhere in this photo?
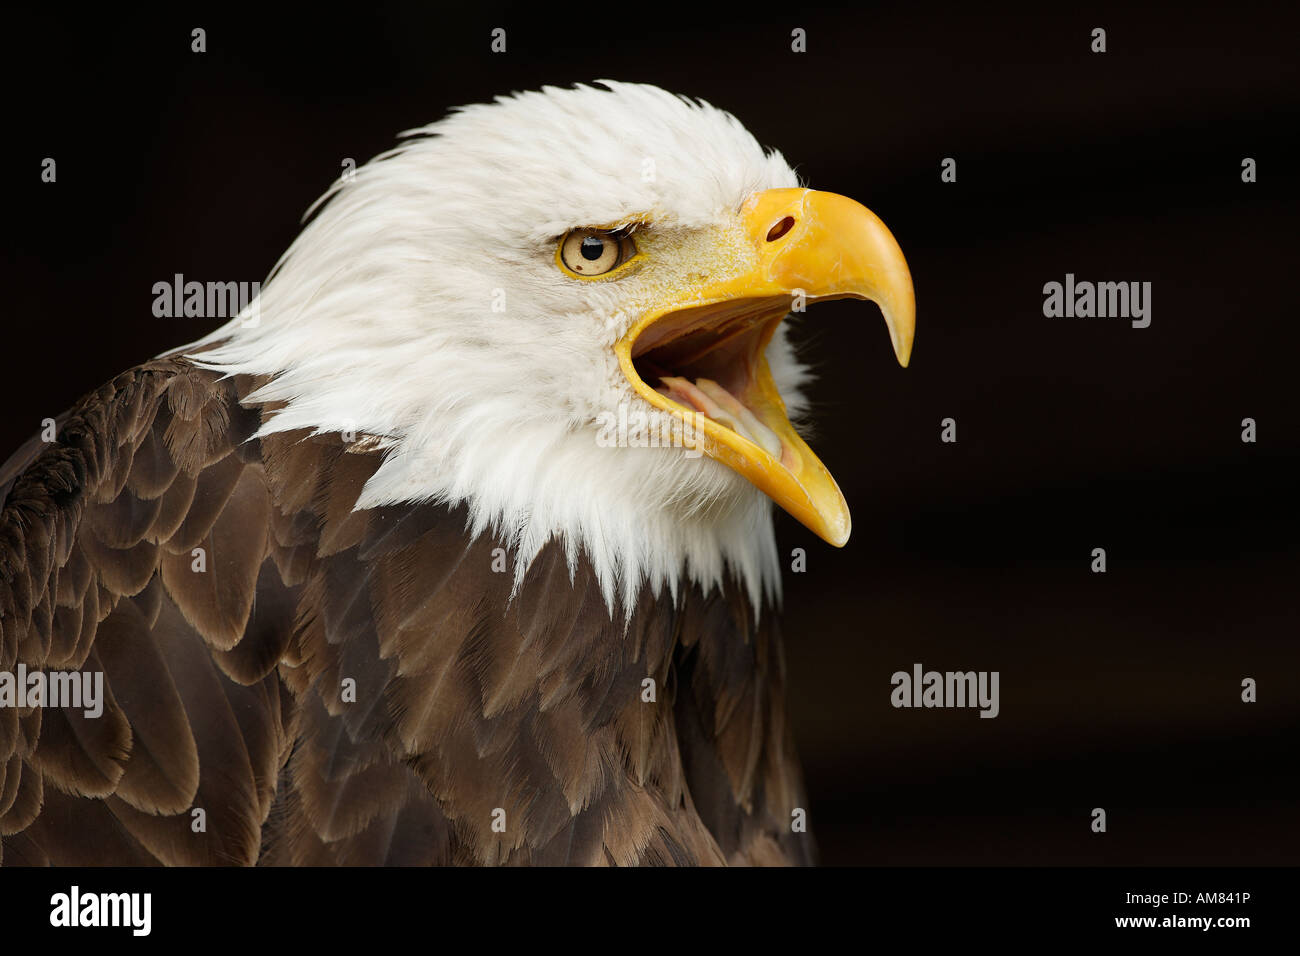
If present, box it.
[5,4,1297,865]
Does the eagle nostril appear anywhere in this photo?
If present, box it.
[766,216,795,242]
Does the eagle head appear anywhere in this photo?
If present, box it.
[189,81,914,614]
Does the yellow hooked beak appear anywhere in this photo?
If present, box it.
[614,188,914,546]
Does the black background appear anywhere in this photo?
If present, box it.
[5,4,1297,865]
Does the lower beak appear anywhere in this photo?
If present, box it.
[614,187,915,546]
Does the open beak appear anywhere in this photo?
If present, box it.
[614,187,914,546]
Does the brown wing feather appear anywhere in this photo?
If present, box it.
[277,448,798,865]
[673,588,815,865]
[2,358,812,866]
[0,361,293,865]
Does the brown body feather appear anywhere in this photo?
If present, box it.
[0,360,812,865]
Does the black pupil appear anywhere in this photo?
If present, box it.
[580,236,607,261]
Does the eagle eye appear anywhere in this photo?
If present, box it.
[558,228,637,278]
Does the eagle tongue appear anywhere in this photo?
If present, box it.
[656,376,783,458]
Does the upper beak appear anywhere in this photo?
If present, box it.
[614,187,915,546]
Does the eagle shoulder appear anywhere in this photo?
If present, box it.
[0,359,293,865]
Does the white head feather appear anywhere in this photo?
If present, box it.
[186,81,812,617]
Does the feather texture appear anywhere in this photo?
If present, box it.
[0,360,812,865]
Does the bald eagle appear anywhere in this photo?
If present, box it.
[0,82,912,866]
